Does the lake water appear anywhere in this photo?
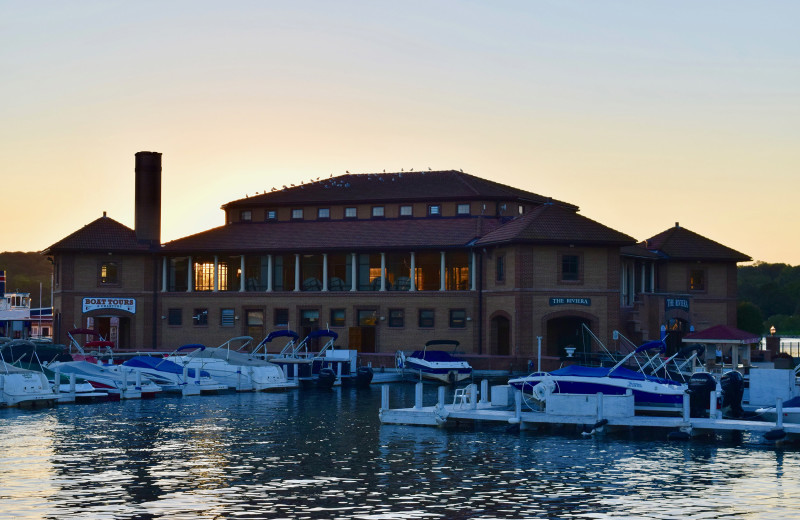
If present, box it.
[2,383,800,519]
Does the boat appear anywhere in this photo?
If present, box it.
[122,348,228,396]
[755,396,800,424]
[168,336,297,392]
[508,339,686,411]
[0,359,58,408]
[46,359,161,400]
[395,340,472,384]
[66,328,113,363]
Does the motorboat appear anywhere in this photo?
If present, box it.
[508,339,686,411]
[756,396,800,424]
[396,340,472,384]
[168,336,297,392]
[46,359,161,400]
[0,359,58,408]
[122,349,228,396]
[66,328,113,363]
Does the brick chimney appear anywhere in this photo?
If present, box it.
[134,151,162,247]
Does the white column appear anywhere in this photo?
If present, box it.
[294,253,301,292]
[650,263,655,293]
[267,254,273,292]
[470,251,476,291]
[240,255,245,292]
[322,253,329,292]
[380,252,386,291]
[350,253,357,291]
[410,252,416,291]
[187,256,193,292]
[439,251,446,291]
[620,263,626,305]
[213,255,219,292]
[161,257,167,292]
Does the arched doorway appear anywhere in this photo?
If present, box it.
[665,317,689,356]
[545,314,593,361]
[490,315,511,356]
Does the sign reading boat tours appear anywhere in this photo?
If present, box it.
[665,297,690,311]
[549,297,591,306]
[82,297,136,314]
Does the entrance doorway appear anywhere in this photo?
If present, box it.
[86,315,131,349]
[546,316,592,360]
[490,315,511,355]
[664,318,689,356]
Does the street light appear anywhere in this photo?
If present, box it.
[770,325,776,336]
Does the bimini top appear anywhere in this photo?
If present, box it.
[550,365,680,385]
[409,350,463,363]
[124,355,210,378]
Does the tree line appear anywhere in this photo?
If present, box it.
[0,252,53,307]
[738,262,800,336]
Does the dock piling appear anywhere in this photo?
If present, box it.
[414,382,423,409]
[480,379,488,405]
[777,398,784,429]
[381,384,389,411]
[438,386,445,407]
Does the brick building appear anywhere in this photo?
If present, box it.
[44,152,750,369]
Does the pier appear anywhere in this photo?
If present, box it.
[379,380,800,441]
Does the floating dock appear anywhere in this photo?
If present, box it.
[379,380,800,442]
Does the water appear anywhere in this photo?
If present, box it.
[2,384,800,519]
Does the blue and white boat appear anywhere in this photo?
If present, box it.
[123,348,228,396]
[508,340,686,411]
[396,340,472,384]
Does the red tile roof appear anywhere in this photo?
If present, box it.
[644,224,750,262]
[43,215,153,253]
[475,204,635,247]
[163,217,503,253]
[683,324,761,344]
[222,170,577,210]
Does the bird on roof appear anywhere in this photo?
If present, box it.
[271,187,276,191]
[410,168,413,171]
[428,167,431,170]
[401,168,404,172]
[346,170,350,173]
[330,173,333,177]
[290,183,295,187]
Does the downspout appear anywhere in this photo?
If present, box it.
[477,250,484,355]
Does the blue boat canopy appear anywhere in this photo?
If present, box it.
[124,355,210,378]
[307,330,338,340]
[265,330,300,342]
[410,350,461,362]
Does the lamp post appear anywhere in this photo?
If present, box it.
[770,325,776,336]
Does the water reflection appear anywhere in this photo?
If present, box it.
[1,384,800,519]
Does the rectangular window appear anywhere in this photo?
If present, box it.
[561,254,580,282]
[358,309,377,326]
[496,255,505,282]
[689,269,705,291]
[457,203,470,215]
[240,210,252,221]
[372,206,385,218]
[330,308,345,327]
[291,209,303,220]
[428,204,441,216]
[100,261,118,285]
[221,308,235,327]
[266,209,277,220]
[193,308,208,326]
[167,308,182,326]
[246,309,264,339]
[449,309,466,328]
[274,308,289,326]
[419,309,434,328]
[318,208,330,219]
[345,207,357,219]
[388,309,404,328]
[400,205,413,217]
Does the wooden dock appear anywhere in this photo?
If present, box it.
[378,380,800,441]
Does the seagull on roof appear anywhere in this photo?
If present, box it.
[346,170,350,173]
[428,167,431,170]
[410,168,413,171]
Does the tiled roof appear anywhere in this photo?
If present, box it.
[621,243,662,259]
[222,170,577,210]
[475,204,635,247]
[43,215,153,253]
[644,224,750,262]
[163,217,502,253]
[683,324,761,344]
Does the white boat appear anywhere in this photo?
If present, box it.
[46,360,161,400]
[396,340,473,384]
[169,336,297,392]
[756,396,800,424]
[122,349,228,396]
[0,361,58,408]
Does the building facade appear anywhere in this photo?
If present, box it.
[45,152,750,369]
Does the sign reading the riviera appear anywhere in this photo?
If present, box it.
[82,297,136,314]
[665,297,690,311]
[549,297,591,306]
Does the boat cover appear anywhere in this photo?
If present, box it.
[410,350,461,362]
[124,356,209,378]
[550,365,680,385]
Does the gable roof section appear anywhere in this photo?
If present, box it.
[475,204,635,247]
[163,217,502,254]
[682,324,761,344]
[222,170,577,210]
[43,215,152,254]
[645,224,750,262]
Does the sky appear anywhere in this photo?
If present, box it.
[2,1,798,264]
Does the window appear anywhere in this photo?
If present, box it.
[291,209,303,220]
[388,309,404,327]
[457,203,470,215]
[221,308,235,327]
[318,208,330,219]
[372,206,385,218]
[330,308,345,327]
[450,309,466,328]
[167,308,182,326]
[428,205,441,216]
[518,205,524,215]
[561,254,580,282]
[689,269,705,291]
[274,308,289,327]
[400,205,413,217]
[266,209,277,221]
[100,261,118,285]
[358,310,377,326]
[496,255,505,282]
[246,309,264,339]
[345,207,357,219]
[240,210,252,221]
[192,308,208,326]
[419,309,434,328]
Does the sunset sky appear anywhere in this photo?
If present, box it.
[2,2,798,264]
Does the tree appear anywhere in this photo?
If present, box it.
[737,302,764,336]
